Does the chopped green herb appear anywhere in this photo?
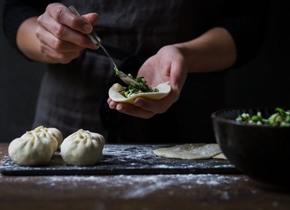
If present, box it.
[119,75,158,98]
[114,67,158,98]
[236,107,290,126]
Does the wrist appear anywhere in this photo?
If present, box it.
[16,17,48,63]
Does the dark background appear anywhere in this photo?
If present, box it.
[0,1,46,142]
[1,2,290,142]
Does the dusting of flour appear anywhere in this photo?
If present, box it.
[3,174,248,199]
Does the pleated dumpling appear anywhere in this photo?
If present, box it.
[8,126,62,166]
[33,126,63,152]
[60,129,105,166]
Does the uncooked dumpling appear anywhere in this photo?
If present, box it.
[60,129,105,166]
[109,82,171,103]
[152,143,224,160]
[33,126,63,152]
[8,126,62,166]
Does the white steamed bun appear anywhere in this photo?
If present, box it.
[8,126,62,166]
[60,129,105,166]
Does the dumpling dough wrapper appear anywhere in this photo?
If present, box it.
[109,82,171,103]
[153,143,226,160]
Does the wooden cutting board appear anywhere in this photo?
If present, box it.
[0,144,240,176]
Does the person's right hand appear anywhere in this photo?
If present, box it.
[36,3,99,64]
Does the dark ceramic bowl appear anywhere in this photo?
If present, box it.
[211,108,290,190]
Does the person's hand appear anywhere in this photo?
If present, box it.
[107,45,188,119]
[36,3,99,64]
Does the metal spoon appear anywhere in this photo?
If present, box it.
[68,5,142,87]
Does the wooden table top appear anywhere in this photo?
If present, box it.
[0,143,290,210]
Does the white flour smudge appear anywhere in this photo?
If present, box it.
[2,174,247,199]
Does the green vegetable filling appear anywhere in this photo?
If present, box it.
[236,107,290,126]
[120,75,158,98]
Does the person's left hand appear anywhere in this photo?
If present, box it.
[107,45,188,119]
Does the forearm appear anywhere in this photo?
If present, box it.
[174,27,237,73]
[3,1,52,63]
[16,17,46,62]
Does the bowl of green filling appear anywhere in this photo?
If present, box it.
[211,107,290,190]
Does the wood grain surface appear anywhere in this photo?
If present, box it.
[0,143,290,210]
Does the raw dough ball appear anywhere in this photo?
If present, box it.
[60,129,105,166]
[8,126,62,166]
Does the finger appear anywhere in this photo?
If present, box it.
[38,5,96,48]
[107,99,118,109]
[115,103,156,119]
[38,40,81,64]
[47,4,93,33]
[108,99,155,119]
[37,16,95,49]
[82,13,99,26]
[133,96,174,114]
[36,26,85,53]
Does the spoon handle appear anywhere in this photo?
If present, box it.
[68,5,142,87]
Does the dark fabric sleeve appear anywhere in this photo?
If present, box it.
[216,0,270,68]
[2,0,53,51]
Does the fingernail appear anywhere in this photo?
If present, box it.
[116,104,122,111]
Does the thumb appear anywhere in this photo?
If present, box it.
[82,13,99,26]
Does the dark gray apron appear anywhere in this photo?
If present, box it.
[33,0,227,143]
